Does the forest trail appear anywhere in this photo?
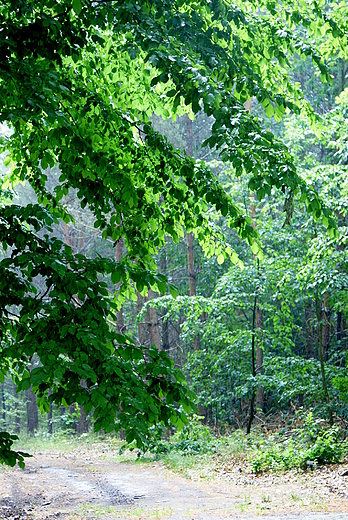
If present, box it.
[1,448,348,520]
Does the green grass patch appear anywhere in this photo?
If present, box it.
[13,430,122,456]
[78,503,173,519]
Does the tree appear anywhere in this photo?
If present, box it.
[0,0,346,466]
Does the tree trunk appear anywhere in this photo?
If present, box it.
[255,304,264,410]
[315,290,333,426]
[115,238,125,334]
[305,304,315,358]
[185,115,200,351]
[247,294,257,434]
[64,225,89,429]
[321,292,330,362]
[343,315,347,352]
[14,383,20,434]
[47,389,53,434]
[69,404,77,432]
[250,201,264,411]
[1,383,6,427]
[246,99,264,411]
[137,293,148,346]
[186,231,197,298]
[78,380,89,434]
[186,231,200,351]
[147,288,161,350]
[26,387,38,434]
[60,405,66,429]
[337,313,347,363]
[77,406,89,434]
[160,252,170,352]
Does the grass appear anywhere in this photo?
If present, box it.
[13,430,123,457]
[77,503,173,519]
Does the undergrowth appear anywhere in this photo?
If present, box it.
[148,413,347,475]
[251,413,347,473]
[11,413,348,476]
[150,415,224,455]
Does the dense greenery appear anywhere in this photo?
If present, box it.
[0,0,348,467]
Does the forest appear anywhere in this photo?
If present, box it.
[0,0,348,481]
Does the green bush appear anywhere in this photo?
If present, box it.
[153,415,223,455]
[251,413,347,473]
[251,439,304,473]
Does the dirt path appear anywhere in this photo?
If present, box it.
[1,446,348,519]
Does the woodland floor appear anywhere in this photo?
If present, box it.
[1,439,348,520]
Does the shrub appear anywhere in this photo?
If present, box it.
[251,413,347,473]
[152,415,223,455]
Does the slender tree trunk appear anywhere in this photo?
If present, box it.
[246,99,264,411]
[63,222,73,248]
[14,401,20,434]
[14,382,20,434]
[1,384,6,427]
[77,406,89,434]
[186,231,200,351]
[315,290,333,426]
[147,288,161,350]
[60,405,66,429]
[247,294,257,434]
[337,313,347,365]
[186,232,196,298]
[255,303,264,410]
[305,304,315,358]
[137,293,148,346]
[26,387,38,434]
[66,225,89,430]
[343,315,347,352]
[322,292,330,362]
[160,252,170,352]
[337,311,342,343]
[69,404,77,431]
[336,311,345,366]
[47,389,53,434]
[78,381,89,434]
[250,201,264,410]
[185,115,200,351]
[115,238,125,334]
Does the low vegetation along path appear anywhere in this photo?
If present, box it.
[1,443,348,520]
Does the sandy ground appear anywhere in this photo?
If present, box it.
[1,446,348,519]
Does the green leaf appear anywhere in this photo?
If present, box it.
[264,104,274,118]
[217,253,224,265]
[72,0,82,15]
